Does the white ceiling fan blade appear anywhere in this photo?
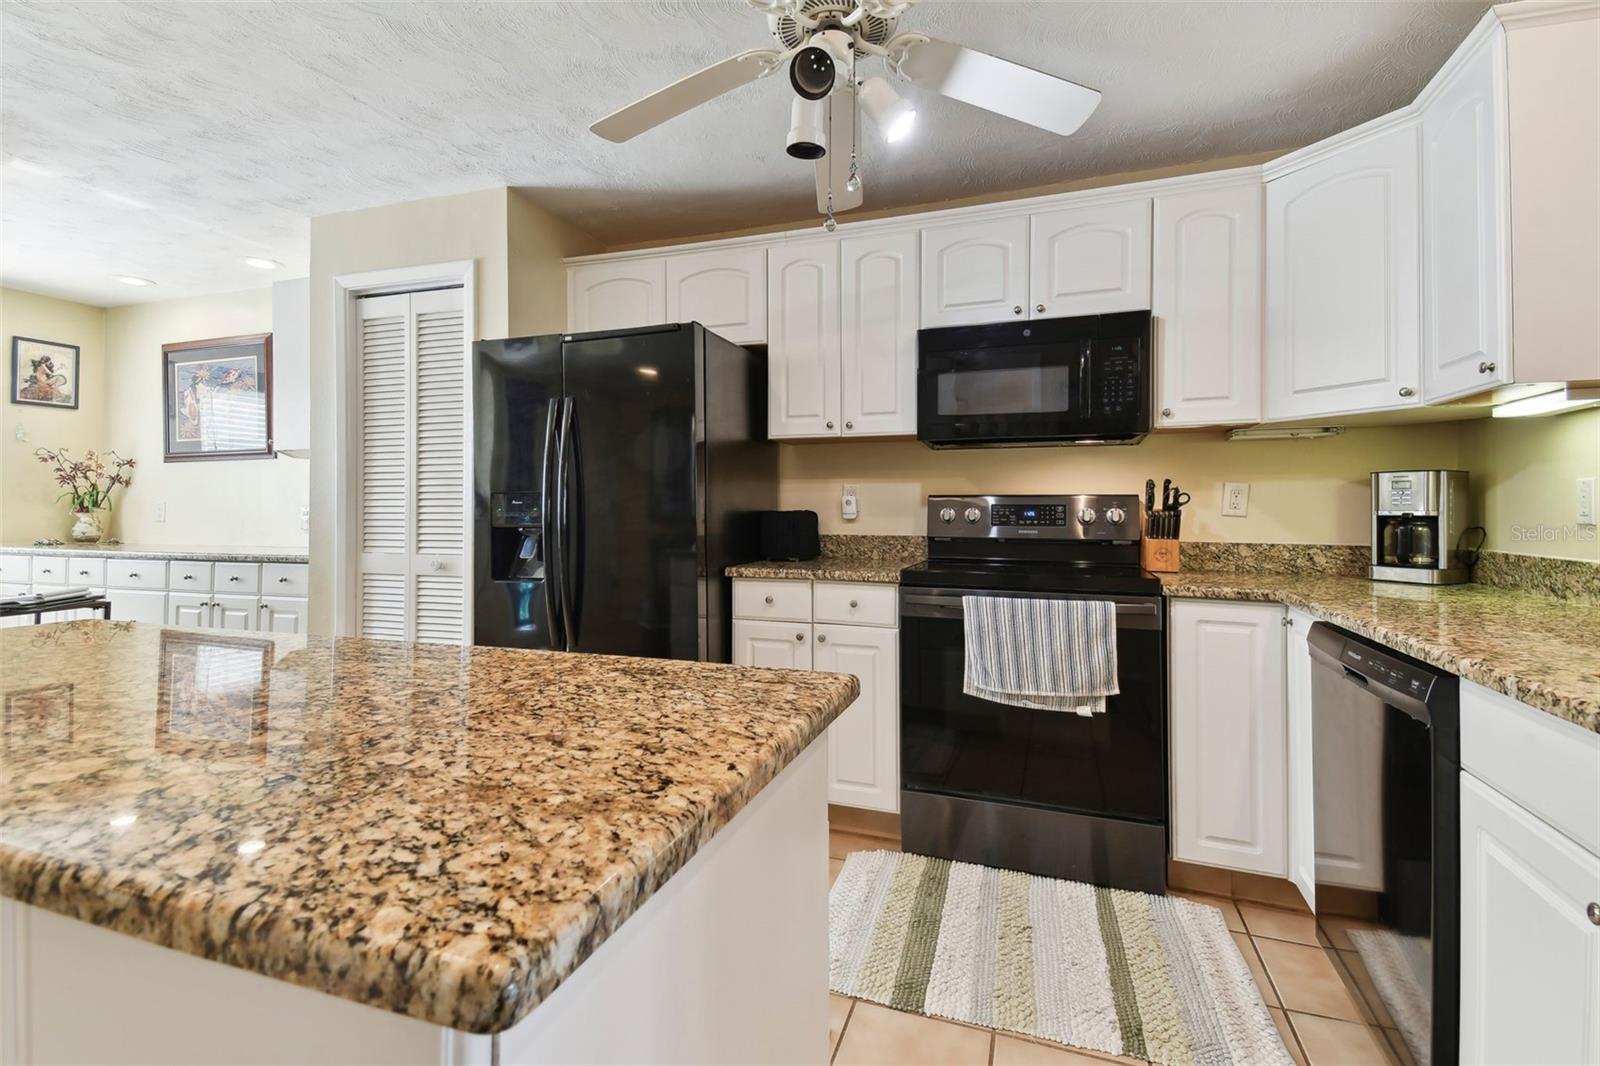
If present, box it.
[592,49,783,143]
[815,91,864,213]
[896,37,1100,137]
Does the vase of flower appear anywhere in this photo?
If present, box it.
[34,447,135,542]
[70,509,105,543]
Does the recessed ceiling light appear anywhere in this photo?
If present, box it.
[244,257,282,270]
[114,275,155,286]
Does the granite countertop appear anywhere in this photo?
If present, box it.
[1163,572,1599,734]
[725,533,927,584]
[0,622,857,1033]
[0,543,309,564]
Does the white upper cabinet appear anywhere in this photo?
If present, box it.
[1152,183,1262,427]
[1421,23,1511,402]
[1264,121,1422,421]
[1029,199,1152,319]
[920,215,1029,328]
[665,247,767,345]
[566,258,667,333]
[839,231,918,437]
[768,239,841,438]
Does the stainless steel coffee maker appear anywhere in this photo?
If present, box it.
[1371,470,1472,584]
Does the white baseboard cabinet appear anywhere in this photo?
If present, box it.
[733,578,900,813]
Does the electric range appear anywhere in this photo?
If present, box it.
[897,494,1168,893]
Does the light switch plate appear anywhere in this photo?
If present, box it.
[1579,477,1596,526]
[154,502,166,523]
[300,506,311,532]
[841,485,858,521]
[1222,482,1249,517]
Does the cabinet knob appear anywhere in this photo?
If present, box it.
[182,574,193,580]
[825,421,834,429]
[1160,408,1173,418]
[1588,902,1600,926]
[1012,305,1023,315]
[229,575,240,582]
[78,569,89,576]
[817,634,827,644]
[849,599,858,608]
[1035,304,1045,313]
[1478,361,1497,374]
[764,595,774,605]
[128,572,139,578]
[259,603,268,611]
[278,577,290,584]
[795,632,805,642]
[1398,386,1415,398]
[844,421,853,430]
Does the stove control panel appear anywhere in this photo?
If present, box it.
[927,495,1142,541]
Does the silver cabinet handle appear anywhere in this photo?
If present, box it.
[825,421,834,429]
[277,577,290,584]
[844,421,853,430]
[1012,305,1023,315]
[1035,304,1045,313]
[1399,386,1415,397]
[182,574,194,580]
[764,595,774,605]
[228,575,240,582]
[1588,902,1600,926]
[817,634,827,643]
[794,632,805,642]
[849,599,858,608]
[77,569,89,576]
[39,568,51,575]
[1161,408,1173,418]
[1478,361,1497,374]
[258,603,267,611]
[128,572,139,578]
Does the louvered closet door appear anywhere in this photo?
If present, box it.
[354,287,468,644]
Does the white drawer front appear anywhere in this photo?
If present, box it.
[107,559,168,590]
[214,562,261,594]
[0,556,29,584]
[63,557,107,586]
[1461,680,1600,857]
[29,555,69,585]
[812,581,898,628]
[168,560,213,591]
[732,579,812,622]
[262,563,309,598]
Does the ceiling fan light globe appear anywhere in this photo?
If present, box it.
[885,109,916,143]
[859,76,916,143]
[786,96,828,160]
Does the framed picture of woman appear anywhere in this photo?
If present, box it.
[10,336,80,409]
[161,333,273,461]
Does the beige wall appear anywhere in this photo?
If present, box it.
[1462,408,1600,562]
[306,187,600,633]
[0,288,108,542]
[102,288,309,546]
[779,425,1467,544]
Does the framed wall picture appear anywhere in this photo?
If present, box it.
[10,336,80,409]
[162,333,273,461]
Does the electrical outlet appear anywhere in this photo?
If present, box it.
[841,484,859,521]
[300,506,311,532]
[1579,477,1596,526]
[154,502,167,523]
[1222,482,1250,517]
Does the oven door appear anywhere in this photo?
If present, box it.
[899,587,1166,824]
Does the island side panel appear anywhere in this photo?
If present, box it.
[491,740,831,1065]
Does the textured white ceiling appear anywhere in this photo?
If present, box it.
[1,0,1488,308]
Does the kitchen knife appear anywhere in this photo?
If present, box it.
[1145,479,1156,517]
[1161,479,1172,512]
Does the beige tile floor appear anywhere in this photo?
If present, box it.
[826,826,1412,1066]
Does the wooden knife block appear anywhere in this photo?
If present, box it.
[1141,514,1180,573]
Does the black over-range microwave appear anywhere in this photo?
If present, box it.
[916,310,1151,447]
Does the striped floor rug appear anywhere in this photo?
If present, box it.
[829,851,1292,1066]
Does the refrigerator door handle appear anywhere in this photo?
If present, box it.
[565,398,584,650]
[554,397,578,651]
[540,398,564,650]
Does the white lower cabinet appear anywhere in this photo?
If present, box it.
[1168,599,1288,876]
[732,578,900,813]
[168,592,212,628]
[212,594,258,631]
[258,597,309,634]
[1459,771,1600,1064]
[107,589,167,624]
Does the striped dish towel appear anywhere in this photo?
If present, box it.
[962,595,1119,715]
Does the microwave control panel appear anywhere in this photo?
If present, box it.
[1094,341,1143,415]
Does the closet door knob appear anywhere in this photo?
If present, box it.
[1398,386,1415,398]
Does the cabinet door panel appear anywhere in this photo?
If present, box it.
[1153,183,1262,427]
[1030,199,1152,318]
[168,592,211,628]
[1284,608,1316,911]
[815,624,898,813]
[259,597,308,634]
[1422,26,1510,402]
[1459,772,1600,1064]
[666,247,767,345]
[920,216,1028,328]
[212,594,258,632]
[767,240,840,438]
[731,619,813,671]
[1169,599,1287,876]
[567,259,667,333]
[1265,123,1421,420]
[107,589,166,624]
[840,231,917,437]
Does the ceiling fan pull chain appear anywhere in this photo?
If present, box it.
[846,46,862,195]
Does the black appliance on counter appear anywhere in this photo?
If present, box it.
[898,494,1167,892]
[474,323,775,661]
[1307,622,1458,1066]
[916,311,1151,448]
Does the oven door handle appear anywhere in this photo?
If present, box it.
[900,590,1162,629]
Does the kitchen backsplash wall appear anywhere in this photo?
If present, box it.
[1460,407,1599,563]
[0,287,108,542]
[778,424,1466,543]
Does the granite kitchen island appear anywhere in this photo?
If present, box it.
[0,621,857,1065]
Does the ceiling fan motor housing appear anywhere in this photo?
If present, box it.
[769,0,897,51]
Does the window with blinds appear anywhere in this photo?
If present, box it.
[353,287,468,644]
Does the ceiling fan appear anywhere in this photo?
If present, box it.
[590,0,1102,228]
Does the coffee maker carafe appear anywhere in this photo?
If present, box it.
[1371,470,1470,584]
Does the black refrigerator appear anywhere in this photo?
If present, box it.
[474,323,775,661]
